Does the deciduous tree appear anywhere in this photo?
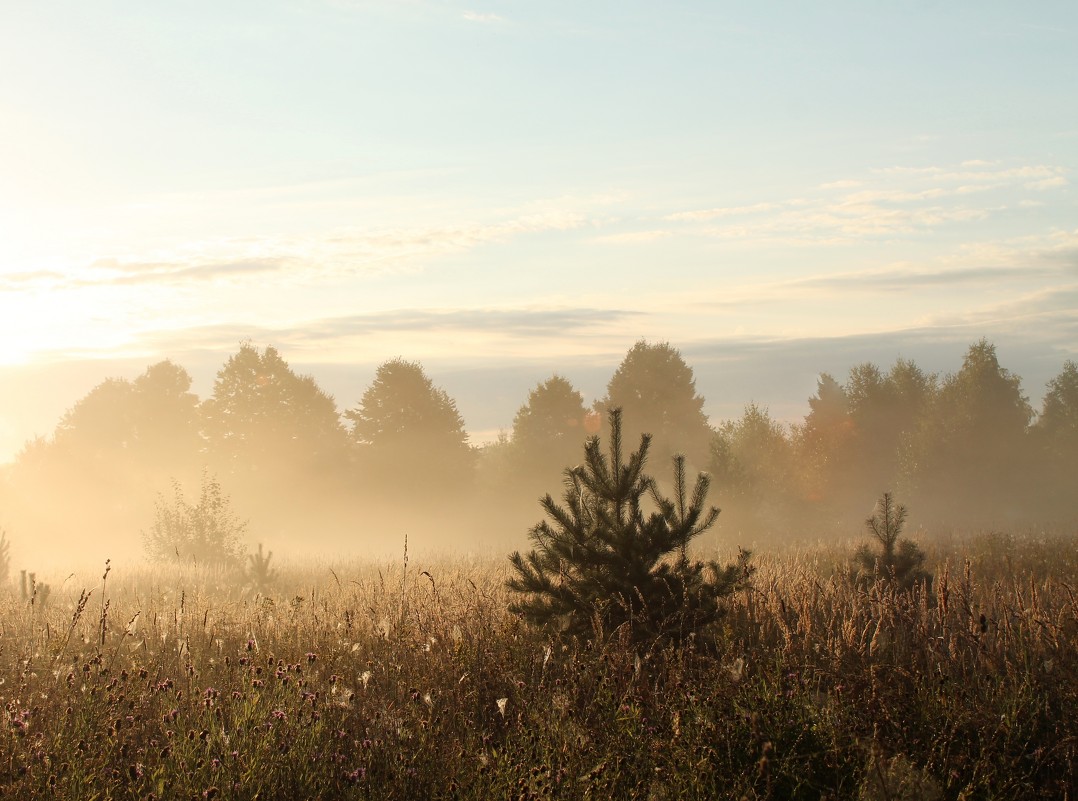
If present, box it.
[510,375,590,485]
[602,340,713,471]
[346,359,475,495]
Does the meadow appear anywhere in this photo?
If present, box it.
[1,530,1075,800]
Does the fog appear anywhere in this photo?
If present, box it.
[1,338,1075,576]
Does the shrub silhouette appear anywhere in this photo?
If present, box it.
[143,472,247,567]
[853,492,930,591]
[508,408,752,647]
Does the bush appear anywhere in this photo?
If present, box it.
[507,408,752,647]
[143,471,247,567]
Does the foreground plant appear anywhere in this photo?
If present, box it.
[508,408,752,647]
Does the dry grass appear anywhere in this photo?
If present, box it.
[0,531,1075,799]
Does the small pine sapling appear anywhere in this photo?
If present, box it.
[245,543,278,594]
[507,408,752,648]
[853,492,931,591]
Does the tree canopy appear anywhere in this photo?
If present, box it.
[346,359,475,494]
[602,340,713,470]
[202,342,346,474]
[903,339,1033,521]
[510,375,591,484]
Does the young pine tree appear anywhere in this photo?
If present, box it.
[508,408,752,647]
[853,492,930,591]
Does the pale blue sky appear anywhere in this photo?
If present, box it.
[1,1,1076,458]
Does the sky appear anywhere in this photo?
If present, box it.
[1,1,1076,461]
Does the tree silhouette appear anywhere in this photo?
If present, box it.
[346,359,475,494]
[710,403,796,531]
[53,378,137,466]
[202,342,346,475]
[796,373,854,512]
[129,360,202,473]
[1032,360,1078,518]
[904,340,1033,521]
[508,408,752,647]
[833,359,936,516]
[602,340,713,471]
[510,375,590,486]
[1036,360,1078,447]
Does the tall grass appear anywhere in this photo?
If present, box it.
[0,531,1075,799]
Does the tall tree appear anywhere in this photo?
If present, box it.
[1036,360,1078,446]
[510,375,590,486]
[1031,360,1078,518]
[904,340,1033,522]
[709,403,796,531]
[201,342,346,476]
[46,360,202,480]
[602,340,713,471]
[129,360,202,474]
[346,359,475,495]
[8,361,204,559]
[795,373,854,514]
[842,359,936,506]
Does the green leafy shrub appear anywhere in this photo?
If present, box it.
[508,408,752,647]
[143,471,248,567]
[853,492,930,590]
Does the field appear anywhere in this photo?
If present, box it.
[1,531,1076,800]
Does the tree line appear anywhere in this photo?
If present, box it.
[1,337,1075,561]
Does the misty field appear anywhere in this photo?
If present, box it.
[0,531,1074,800]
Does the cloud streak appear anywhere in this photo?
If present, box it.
[128,305,643,356]
[79,258,291,287]
[664,161,1070,246]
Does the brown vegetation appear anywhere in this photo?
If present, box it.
[0,530,1074,799]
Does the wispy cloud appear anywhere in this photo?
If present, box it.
[1026,176,1068,190]
[30,208,591,293]
[662,161,1069,246]
[78,258,291,287]
[130,305,642,357]
[664,201,788,222]
[0,270,66,290]
[462,10,505,23]
[592,230,671,244]
[787,264,1058,292]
